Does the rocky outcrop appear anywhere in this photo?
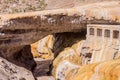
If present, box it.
[0,56,35,80]
[0,1,120,47]
[31,35,54,59]
[33,58,52,77]
[31,32,86,59]
[53,32,86,58]
[68,59,120,80]
[37,76,55,80]
[0,45,36,71]
[53,40,85,79]
[0,45,36,79]
[0,1,120,80]
[53,39,120,80]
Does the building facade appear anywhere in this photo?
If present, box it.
[81,24,120,65]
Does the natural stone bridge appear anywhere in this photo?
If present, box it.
[0,1,120,80]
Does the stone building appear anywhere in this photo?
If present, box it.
[81,24,120,65]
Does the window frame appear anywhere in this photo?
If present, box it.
[113,30,119,39]
[89,28,94,35]
[97,29,102,36]
[104,29,110,38]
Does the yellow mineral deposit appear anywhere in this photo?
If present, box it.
[53,40,85,78]
[53,27,120,80]
[70,59,120,80]
[31,41,40,58]
[31,35,54,59]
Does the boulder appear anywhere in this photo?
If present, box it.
[0,56,35,80]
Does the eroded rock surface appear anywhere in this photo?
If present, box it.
[31,35,54,59]
[69,59,120,80]
[53,40,85,79]
[31,32,86,59]
[0,56,35,80]
[0,1,120,80]
[53,38,120,80]
[0,45,36,71]
[33,58,52,77]
[0,1,120,48]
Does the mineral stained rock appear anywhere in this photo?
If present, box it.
[69,59,120,80]
[0,1,120,80]
[53,40,85,79]
[31,35,54,59]
[0,1,120,48]
[31,32,86,59]
[53,39,120,80]
[0,57,35,80]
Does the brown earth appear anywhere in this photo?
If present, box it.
[45,0,120,9]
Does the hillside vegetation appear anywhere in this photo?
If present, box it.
[0,0,47,14]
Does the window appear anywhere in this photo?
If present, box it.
[97,29,102,36]
[105,30,110,37]
[89,28,94,35]
[113,30,119,39]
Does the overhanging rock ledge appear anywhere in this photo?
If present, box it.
[0,1,120,79]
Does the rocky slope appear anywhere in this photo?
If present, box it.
[0,1,120,80]
[45,0,120,9]
[69,59,120,80]
[0,0,46,14]
[1,0,118,14]
[53,40,120,80]
[53,40,84,78]
[0,56,35,80]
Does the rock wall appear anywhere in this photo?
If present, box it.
[0,1,120,80]
[31,35,54,59]
[0,56,35,80]
[69,59,120,80]
[31,32,86,59]
[0,45,36,71]
[53,40,85,79]
[53,38,120,80]
[0,1,120,47]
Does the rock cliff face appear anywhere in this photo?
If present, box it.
[53,40,120,80]
[0,1,120,80]
[31,35,54,59]
[53,40,84,79]
[0,56,35,80]
[69,59,120,80]
[0,1,120,47]
[0,1,120,50]
[31,32,86,59]
[53,25,120,80]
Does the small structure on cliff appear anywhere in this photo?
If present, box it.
[81,24,120,65]
[87,24,120,40]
